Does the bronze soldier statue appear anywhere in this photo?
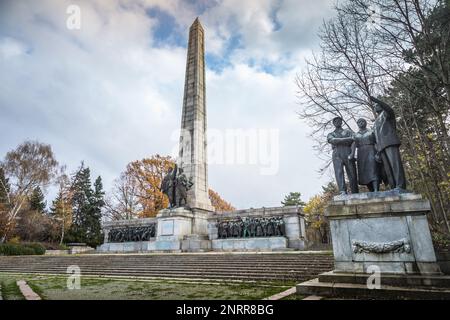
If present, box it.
[161,165,177,208]
[349,118,380,192]
[327,117,359,195]
[175,167,193,207]
[161,164,194,209]
[370,96,407,191]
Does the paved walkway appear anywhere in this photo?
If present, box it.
[264,286,297,300]
[303,295,323,300]
[17,280,41,300]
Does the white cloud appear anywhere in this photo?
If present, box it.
[0,37,27,59]
[0,0,333,209]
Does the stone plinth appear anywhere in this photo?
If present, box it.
[156,207,195,240]
[211,237,288,252]
[327,192,441,275]
[154,207,212,251]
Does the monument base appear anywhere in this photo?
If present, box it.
[211,237,288,252]
[296,191,449,299]
[327,191,441,275]
[151,207,212,252]
[97,205,307,253]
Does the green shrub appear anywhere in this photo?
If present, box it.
[22,243,46,255]
[0,242,46,256]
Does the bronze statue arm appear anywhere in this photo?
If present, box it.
[328,136,354,145]
[370,96,395,117]
[349,141,356,160]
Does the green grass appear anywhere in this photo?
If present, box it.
[0,276,25,300]
[0,273,295,300]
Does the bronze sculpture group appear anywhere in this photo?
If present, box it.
[328,96,407,195]
[161,164,193,208]
[217,216,285,239]
[108,224,156,242]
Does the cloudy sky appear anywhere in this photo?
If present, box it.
[0,0,336,209]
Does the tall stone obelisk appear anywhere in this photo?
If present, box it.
[178,18,214,212]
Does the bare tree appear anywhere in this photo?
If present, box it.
[104,172,141,221]
[296,5,387,170]
[0,141,59,242]
[52,167,73,244]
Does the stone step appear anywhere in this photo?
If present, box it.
[0,267,322,276]
[0,268,331,279]
[5,273,309,282]
[296,278,450,300]
[318,271,450,289]
[0,256,333,262]
[0,264,331,273]
[0,260,332,266]
[0,253,333,282]
[0,269,318,281]
[0,265,331,273]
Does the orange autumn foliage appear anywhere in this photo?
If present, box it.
[208,189,235,212]
[122,155,235,217]
[125,155,175,218]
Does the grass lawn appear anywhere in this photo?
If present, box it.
[0,273,296,300]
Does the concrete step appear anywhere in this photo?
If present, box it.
[318,271,450,289]
[0,253,333,282]
[0,267,324,280]
[0,268,319,278]
[0,258,333,264]
[0,264,331,272]
[297,278,450,300]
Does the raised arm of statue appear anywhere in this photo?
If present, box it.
[370,96,395,117]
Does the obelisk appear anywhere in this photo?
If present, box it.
[178,18,214,212]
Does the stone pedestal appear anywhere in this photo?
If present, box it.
[327,191,441,275]
[211,237,288,252]
[154,207,212,252]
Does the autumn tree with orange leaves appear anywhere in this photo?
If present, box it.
[105,154,235,219]
[208,189,235,212]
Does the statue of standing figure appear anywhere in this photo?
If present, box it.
[327,117,359,195]
[370,96,407,191]
[175,167,193,207]
[349,118,380,192]
[328,97,407,194]
[161,164,194,208]
[161,166,177,208]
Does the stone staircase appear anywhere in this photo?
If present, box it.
[297,271,450,299]
[0,252,333,282]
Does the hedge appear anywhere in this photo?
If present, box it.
[0,243,46,256]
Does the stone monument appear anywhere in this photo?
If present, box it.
[298,97,445,298]
[154,18,214,252]
[98,18,307,253]
[178,18,214,212]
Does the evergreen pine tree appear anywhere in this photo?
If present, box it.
[67,162,92,244]
[281,192,306,207]
[29,186,46,213]
[67,163,104,247]
[85,176,104,247]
